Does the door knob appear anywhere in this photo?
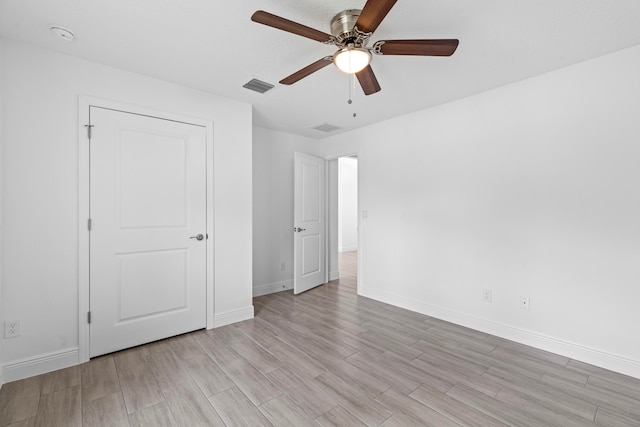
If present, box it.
[294,227,307,232]
[190,234,204,241]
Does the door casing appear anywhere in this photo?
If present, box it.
[77,96,215,363]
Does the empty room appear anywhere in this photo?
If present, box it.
[1,1,640,425]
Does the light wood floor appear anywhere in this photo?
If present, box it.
[2,250,640,426]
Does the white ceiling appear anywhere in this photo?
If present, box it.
[2,0,640,139]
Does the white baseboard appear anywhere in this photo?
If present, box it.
[329,271,339,281]
[339,246,358,252]
[2,305,253,383]
[212,305,254,328]
[359,287,640,380]
[2,347,79,383]
[253,280,293,297]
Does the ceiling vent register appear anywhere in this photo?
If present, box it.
[313,123,342,133]
[243,78,275,93]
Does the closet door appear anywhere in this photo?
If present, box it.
[89,106,207,357]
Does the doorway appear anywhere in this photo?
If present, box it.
[328,155,359,286]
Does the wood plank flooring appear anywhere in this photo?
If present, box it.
[2,251,640,426]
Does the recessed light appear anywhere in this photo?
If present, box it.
[50,25,76,42]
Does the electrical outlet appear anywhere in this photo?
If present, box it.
[482,288,492,303]
[280,262,286,271]
[4,320,21,338]
[521,297,530,310]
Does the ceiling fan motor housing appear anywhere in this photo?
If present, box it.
[330,9,363,45]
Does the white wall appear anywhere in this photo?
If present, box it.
[1,40,253,382]
[322,44,640,378]
[338,157,358,252]
[252,126,320,296]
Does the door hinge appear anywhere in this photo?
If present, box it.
[87,311,92,324]
[87,218,92,231]
[85,124,94,140]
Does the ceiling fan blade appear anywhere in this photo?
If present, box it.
[280,57,333,85]
[375,39,459,56]
[356,65,381,95]
[355,0,398,33]
[251,10,334,43]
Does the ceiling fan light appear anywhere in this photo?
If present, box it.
[333,47,371,74]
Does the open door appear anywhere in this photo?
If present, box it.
[293,152,326,294]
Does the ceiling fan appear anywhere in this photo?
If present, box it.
[251,0,459,96]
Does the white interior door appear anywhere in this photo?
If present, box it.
[89,106,207,357]
[294,152,326,294]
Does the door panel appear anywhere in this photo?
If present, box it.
[294,152,326,294]
[89,107,207,357]
[302,234,321,276]
[119,130,187,228]
[117,249,188,320]
[302,161,321,222]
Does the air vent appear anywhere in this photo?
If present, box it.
[313,123,342,133]
[242,78,274,94]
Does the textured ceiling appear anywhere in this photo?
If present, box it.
[2,0,640,138]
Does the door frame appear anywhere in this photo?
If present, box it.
[77,96,215,363]
[324,151,362,294]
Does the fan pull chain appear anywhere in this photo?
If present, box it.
[348,74,357,118]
